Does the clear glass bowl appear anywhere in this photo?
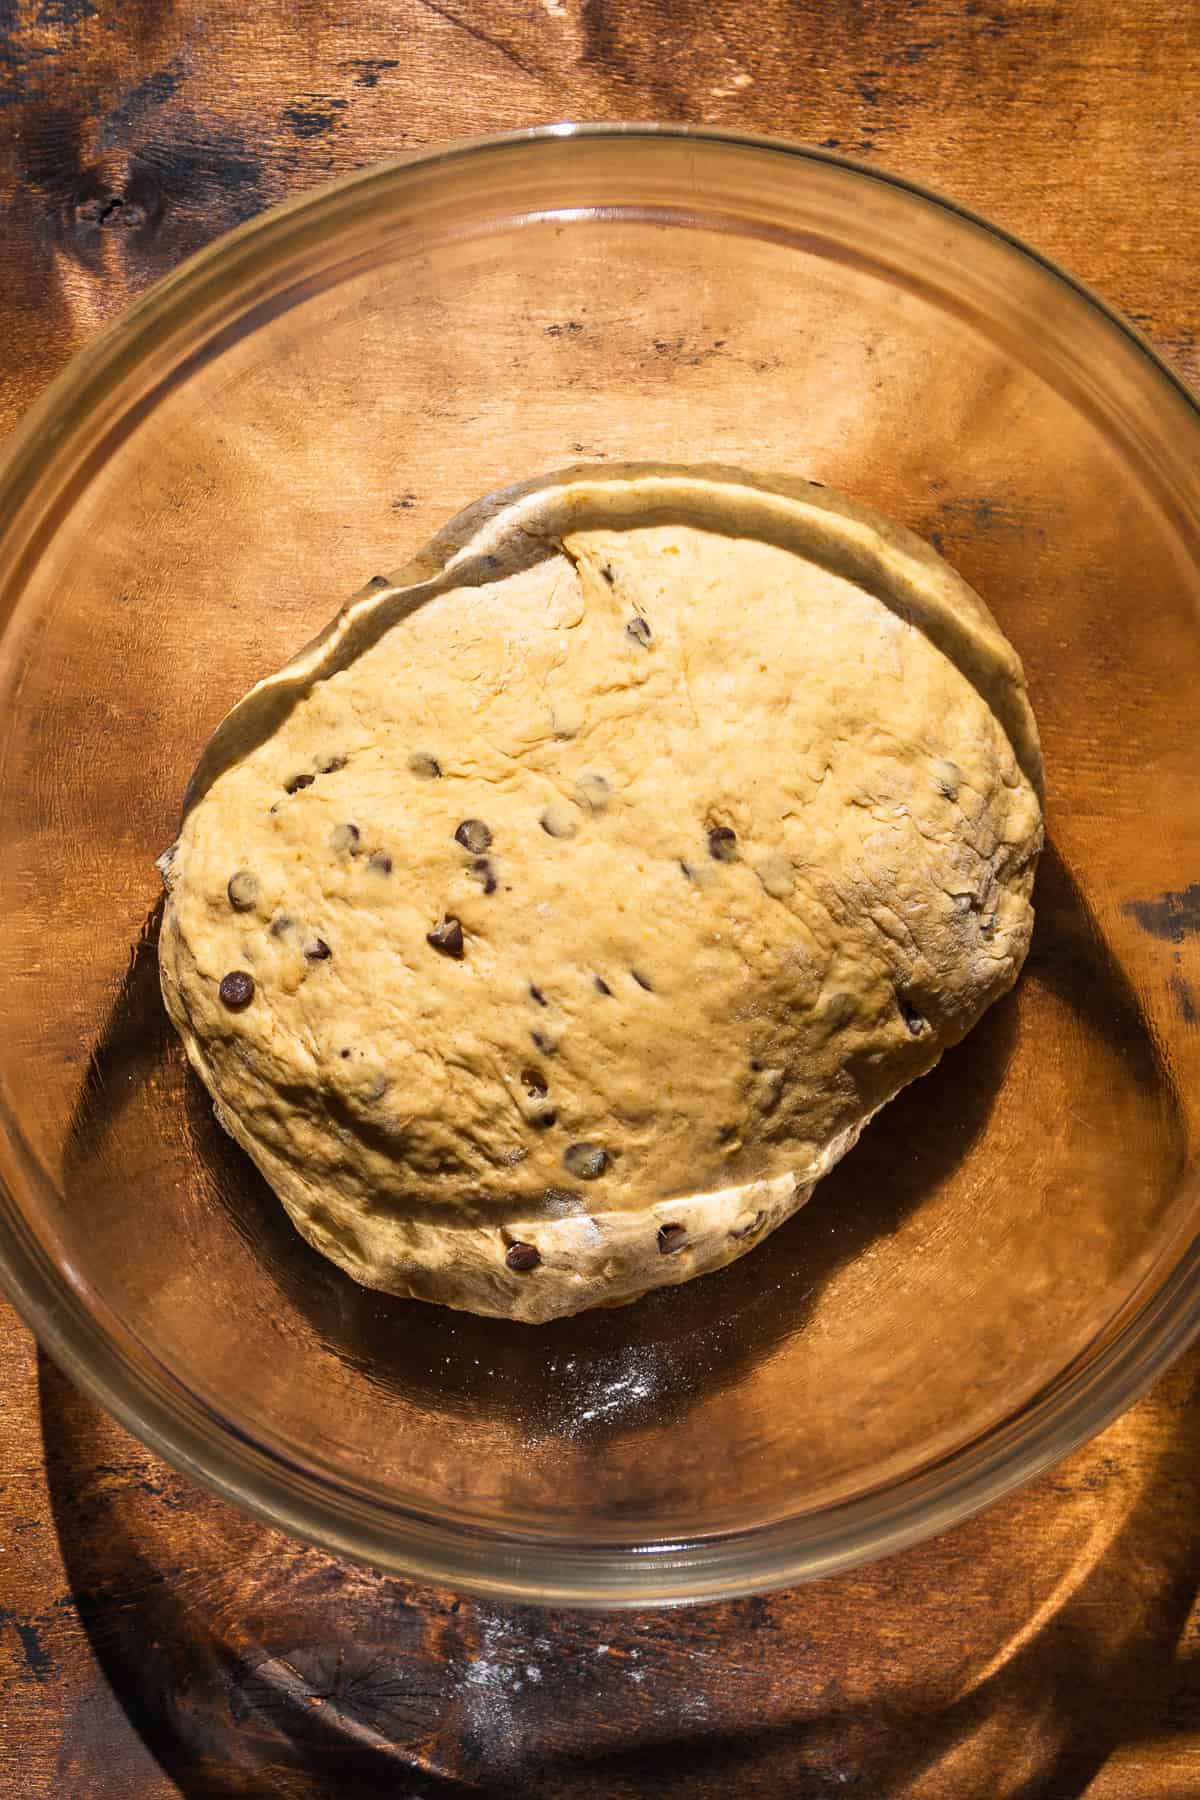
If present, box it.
[1,124,1198,1606]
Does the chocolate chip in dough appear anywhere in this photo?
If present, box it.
[626,615,652,647]
[575,771,610,814]
[368,851,393,874]
[469,857,498,894]
[318,754,347,773]
[529,983,548,1007]
[219,970,255,1009]
[409,752,442,779]
[520,1066,548,1096]
[226,870,259,912]
[455,819,492,854]
[630,968,654,992]
[657,1222,687,1255]
[269,914,292,938]
[530,1029,556,1057]
[934,758,961,802]
[285,773,315,794]
[897,993,926,1036]
[506,1241,541,1272]
[563,1143,608,1180]
[330,822,360,855]
[427,917,464,958]
[304,937,332,962]
[593,975,612,996]
[708,825,738,862]
[530,1109,558,1130]
[368,574,390,589]
[539,802,578,839]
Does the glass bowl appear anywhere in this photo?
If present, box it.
[0,124,1198,1607]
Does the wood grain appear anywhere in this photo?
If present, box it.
[1,1,1199,1796]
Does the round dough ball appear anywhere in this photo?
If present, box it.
[158,464,1043,1323]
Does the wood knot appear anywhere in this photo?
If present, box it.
[72,152,161,236]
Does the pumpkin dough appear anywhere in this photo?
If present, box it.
[158,464,1043,1323]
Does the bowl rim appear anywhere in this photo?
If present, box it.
[0,119,1198,1607]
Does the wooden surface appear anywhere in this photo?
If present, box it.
[2,2,1199,1795]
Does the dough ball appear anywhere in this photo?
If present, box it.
[158,465,1043,1323]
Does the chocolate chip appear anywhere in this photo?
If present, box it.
[427,917,464,958]
[285,773,315,793]
[529,983,548,1007]
[530,1109,558,1130]
[575,771,610,814]
[708,825,738,862]
[626,615,652,647]
[226,870,259,912]
[219,970,255,1009]
[530,1030,556,1056]
[934,758,961,802]
[369,574,390,589]
[469,856,497,894]
[657,1222,687,1255]
[539,802,577,839]
[593,975,612,996]
[364,1073,390,1101]
[897,993,926,1035]
[506,1241,540,1272]
[330,822,360,855]
[368,851,393,874]
[304,937,332,961]
[563,1143,608,1180]
[600,565,615,585]
[455,819,492,854]
[340,1048,352,1058]
[269,914,292,937]
[319,754,347,773]
[409,752,442,779]
[520,1066,548,1095]
[630,969,653,992]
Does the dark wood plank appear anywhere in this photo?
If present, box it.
[1,2,1198,1795]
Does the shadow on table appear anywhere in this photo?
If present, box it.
[35,1339,1200,1799]
[36,838,1200,1797]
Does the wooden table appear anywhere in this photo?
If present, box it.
[2,3,1198,1795]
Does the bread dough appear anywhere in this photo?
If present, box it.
[158,464,1043,1324]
